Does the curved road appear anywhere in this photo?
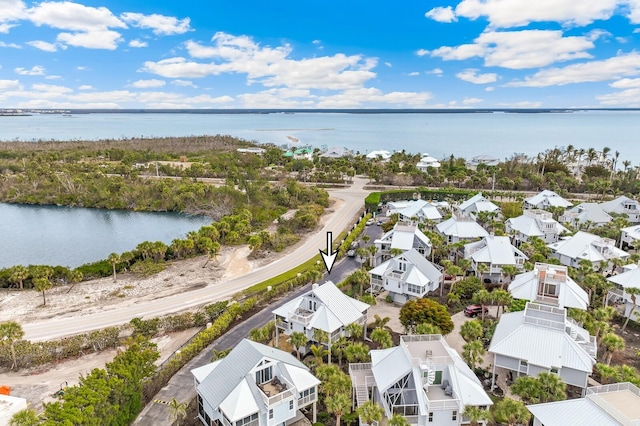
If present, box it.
[22,177,371,341]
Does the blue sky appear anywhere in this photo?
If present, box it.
[1,0,640,109]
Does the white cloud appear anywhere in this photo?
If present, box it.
[130,79,166,88]
[0,0,26,32]
[76,66,88,71]
[70,90,137,103]
[425,6,457,22]
[385,62,392,68]
[456,68,498,84]
[45,75,62,80]
[78,85,93,90]
[143,32,378,91]
[0,41,21,48]
[408,72,420,76]
[485,86,495,91]
[57,29,122,50]
[507,52,640,87]
[171,80,197,88]
[610,77,640,88]
[426,68,443,75]
[0,80,21,90]
[129,39,148,48]
[416,49,429,57]
[32,83,73,95]
[28,1,126,31]
[0,23,18,33]
[462,97,483,105]
[120,12,190,35]
[15,65,45,75]
[626,0,640,23]
[454,0,618,28]
[428,30,595,69]
[596,88,640,105]
[316,87,433,108]
[27,40,58,52]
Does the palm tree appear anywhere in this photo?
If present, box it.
[0,321,24,370]
[309,344,329,365]
[446,264,463,295]
[462,340,485,369]
[344,342,370,363]
[371,314,392,332]
[601,333,625,365]
[492,398,531,426]
[9,265,29,290]
[33,277,52,306]
[472,289,492,320]
[415,322,441,334]
[460,320,483,342]
[462,405,489,426]
[500,265,519,289]
[167,398,188,425]
[325,392,351,426]
[537,372,567,403]
[332,336,349,366]
[357,401,384,426]
[108,252,120,282]
[289,332,308,360]
[356,247,370,269]
[475,262,488,279]
[512,376,542,404]
[370,328,392,349]
[9,408,40,426]
[622,287,640,332]
[493,288,513,319]
[388,413,410,426]
[346,322,363,341]
[350,269,370,296]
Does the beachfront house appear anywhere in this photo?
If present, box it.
[600,195,640,223]
[435,215,489,244]
[607,267,640,322]
[547,231,630,272]
[349,335,493,426]
[374,222,432,266]
[466,155,500,170]
[368,249,443,304]
[191,339,321,426]
[523,190,573,210]
[560,203,612,228]
[508,263,589,310]
[527,382,640,426]
[366,150,392,161]
[319,146,350,159]
[456,193,500,218]
[393,199,444,224]
[488,302,597,392]
[415,153,442,173]
[463,235,528,282]
[620,224,640,249]
[272,281,369,354]
[506,210,569,246]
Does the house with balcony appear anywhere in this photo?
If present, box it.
[620,224,640,250]
[416,153,442,173]
[527,382,640,426]
[436,215,489,245]
[600,195,640,223]
[505,209,569,246]
[463,235,528,282]
[560,203,612,228]
[508,263,589,310]
[192,339,321,426]
[349,335,493,426]
[456,193,500,218]
[272,281,369,354]
[395,200,444,224]
[523,190,573,210]
[488,302,597,392]
[369,249,443,304]
[547,231,630,272]
[607,266,640,322]
[374,223,433,266]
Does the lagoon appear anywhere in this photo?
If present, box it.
[0,203,212,269]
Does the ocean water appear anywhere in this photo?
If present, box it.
[1,110,640,165]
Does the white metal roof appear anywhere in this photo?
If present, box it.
[370,346,412,391]
[564,203,612,224]
[218,378,261,421]
[465,235,527,265]
[369,249,442,286]
[608,267,640,289]
[601,195,639,215]
[527,398,621,426]
[621,224,640,240]
[525,190,573,208]
[509,266,589,310]
[458,193,489,212]
[436,217,489,239]
[507,212,569,237]
[192,359,221,383]
[281,364,321,391]
[548,231,630,262]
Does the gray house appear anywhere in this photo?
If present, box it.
[600,195,640,223]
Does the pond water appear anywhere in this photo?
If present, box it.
[0,203,212,269]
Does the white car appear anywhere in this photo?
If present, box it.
[365,218,375,225]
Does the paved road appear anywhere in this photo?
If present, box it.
[23,177,371,342]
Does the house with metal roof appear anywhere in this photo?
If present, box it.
[456,193,500,218]
[374,222,433,266]
[600,195,640,223]
[488,302,597,391]
[523,190,573,210]
[319,146,350,159]
[527,382,640,426]
[508,263,589,310]
[466,155,500,170]
[366,150,392,161]
[393,200,443,224]
[0,394,28,425]
[436,215,489,244]
[560,202,612,228]
[463,235,528,281]
[191,339,321,426]
[620,224,640,250]
[272,281,369,354]
[505,209,569,246]
[607,266,640,322]
[349,335,493,426]
[547,231,630,272]
[369,249,443,304]
[416,153,442,173]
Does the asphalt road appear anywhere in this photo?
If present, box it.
[22,177,371,342]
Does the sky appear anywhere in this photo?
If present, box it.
[1,0,640,109]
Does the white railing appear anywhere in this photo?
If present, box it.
[587,383,640,426]
[401,334,443,343]
[289,311,313,325]
[409,355,453,366]
[386,271,405,280]
[535,294,560,305]
[261,388,295,406]
[297,393,316,408]
[424,394,460,410]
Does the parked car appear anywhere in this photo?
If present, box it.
[443,274,454,281]
[376,220,383,226]
[347,249,356,257]
[366,218,375,226]
[464,305,489,318]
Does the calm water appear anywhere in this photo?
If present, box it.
[0,203,212,269]
[2,110,640,165]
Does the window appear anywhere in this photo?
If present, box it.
[519,360,528,372]
[255,366,273,384]
[428,412,433,422]
[269,410,273,420]
[551,367,559,374]
[399,261,407,272]
[198,394,204,418]
[407,284,423,294]
[289,400,294,410]
[452,410,457,421]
